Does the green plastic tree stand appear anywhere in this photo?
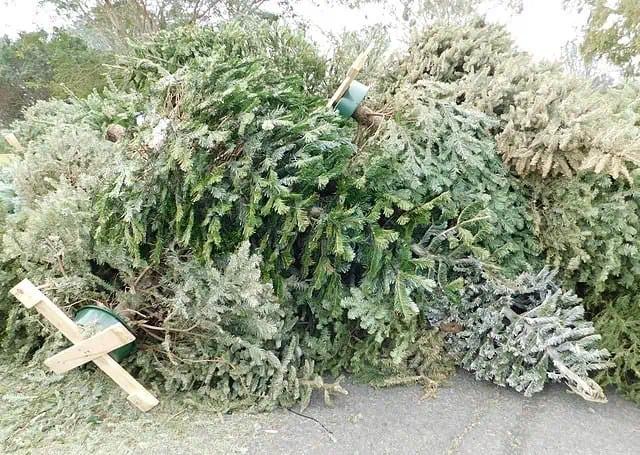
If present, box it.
[75,305,136,362]
[336,80,370,118]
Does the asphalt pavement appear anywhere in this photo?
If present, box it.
[36,372,640,455]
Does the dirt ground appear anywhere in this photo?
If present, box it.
[2,363,639,454]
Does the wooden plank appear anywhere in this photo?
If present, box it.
[93,355,159,411]
[327,76,355,109]
[10,279,159,412]
[44,324,135,374]
[10,281,83,342]
[4,133,23,151]
[327,44,374,108]
[10,279,47,309]
[127,391,159,412]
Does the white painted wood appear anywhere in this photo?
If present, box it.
[4,133,23,151]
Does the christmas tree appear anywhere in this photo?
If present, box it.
[0,18,618,408]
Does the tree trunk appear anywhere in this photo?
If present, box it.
[352,104,383,130]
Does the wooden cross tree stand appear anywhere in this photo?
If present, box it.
[10,279,159,412]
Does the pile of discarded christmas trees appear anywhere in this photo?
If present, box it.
[1,18,638,411]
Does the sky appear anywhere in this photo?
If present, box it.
[0,1,60,37]
[293,0,588,61]
[485,1,588,60]
[0,0,587,62]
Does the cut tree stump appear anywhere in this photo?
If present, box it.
[352,105,383,130]
[106,124,126,142]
